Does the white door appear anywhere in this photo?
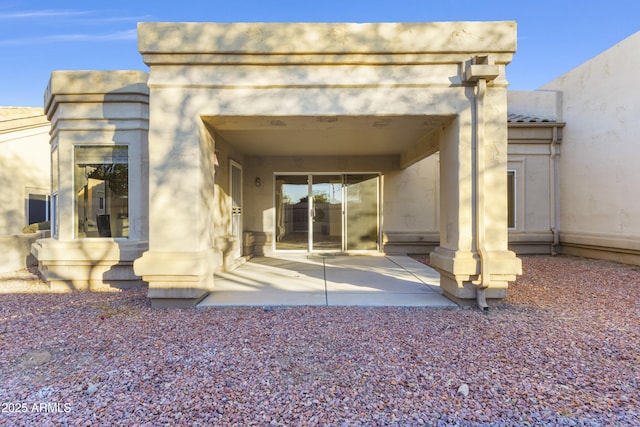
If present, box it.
[230,160,242,256]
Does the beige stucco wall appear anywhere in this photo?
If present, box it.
[0,231,48,273]
[509,152,551,226]
[383,154,440,252]
[507,90,561,121]
[506,91,563,254]
[0,109,50,235]
[542,31,640,262]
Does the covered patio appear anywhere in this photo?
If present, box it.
[199,255,456,308]
[133,21,521,308]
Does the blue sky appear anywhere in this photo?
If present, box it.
[1,0,638,107]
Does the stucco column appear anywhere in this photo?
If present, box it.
[430,58,521,305]
[133,88,218,307]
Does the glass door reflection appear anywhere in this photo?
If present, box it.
[275,173,379,252]
[345,174,379,250]
[310,175,342,251]
[275,175,309,250]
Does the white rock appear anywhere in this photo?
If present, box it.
[457,383,470,397]
[86,383,98,395]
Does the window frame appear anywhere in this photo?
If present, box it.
[507,169,516,230]
[25,188,50,226]
[51,147,59,238]
[73,144,129,239]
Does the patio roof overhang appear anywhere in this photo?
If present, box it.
[140,22,516,168]
[201,114,455,161]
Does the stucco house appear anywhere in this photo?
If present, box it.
[0,108,51,272]
[1,22,638,308]
[0,108,50,235]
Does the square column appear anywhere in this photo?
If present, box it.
[431,65,521,304]
[133,90,219,307]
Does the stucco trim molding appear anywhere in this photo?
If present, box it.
[31,239,147,291]
[382,231,440,255]
[559,231,640,265]
[0,115,49,136]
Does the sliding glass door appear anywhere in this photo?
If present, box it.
[345,174,379,250]
[310,175,342,251]
[275,175,309,250]
[275,174,379,252]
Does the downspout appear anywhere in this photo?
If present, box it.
[474,78,490,312]
[549,126,559,255]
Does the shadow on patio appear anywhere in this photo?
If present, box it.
[198,255,457,308]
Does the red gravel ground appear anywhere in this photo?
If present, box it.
[1,255,639,426]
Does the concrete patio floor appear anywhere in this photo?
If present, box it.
[198,255,457,308]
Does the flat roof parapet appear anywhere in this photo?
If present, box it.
[138,22,516,65]
[44,70,149,119]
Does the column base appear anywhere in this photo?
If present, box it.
[134,248,219,308]
[430,246,521,302]
[31,238,147,291]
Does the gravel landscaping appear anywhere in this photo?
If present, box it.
[1,255,639,426]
